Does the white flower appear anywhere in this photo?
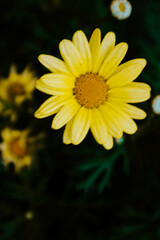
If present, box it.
[110,0,132,20]
[152,95,160,115]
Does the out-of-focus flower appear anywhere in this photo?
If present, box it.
[25,211,34,220]
[0,101,4,112]
[110,0,132,20]
[152,95,160,115]
[0,99,17,122]
[0,128,38,172]
[35,29,151,150]
[0,65,36,121]
[0,65,36,110]
[115,137,124,144]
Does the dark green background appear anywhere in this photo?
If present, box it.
[1,0,160,239]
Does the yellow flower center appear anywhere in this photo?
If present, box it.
[73,73,108,108]
[119,3,126,12]
[8,83,24,97]
[10,138,27,158]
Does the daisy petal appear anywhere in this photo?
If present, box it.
[107,102,137,134]
[52,99,80,129]
[129,82,151,91]
[59,39,84,77]
[94,32,116,73]
[73,30,92,73]
[114,58,147,74]
[1,128,11,142]
[99,104,123,138]
[107,59,147,88]
[90,108,109,144]
[108,82,151,103]
[99,42,128,79]
[118,103,147,119]
[71,107,91,145]
[9,65,17,76]
[34,95,71,119]
[103,135,113,150]
[89,28,101,72]
[40,73,75,88]
[63,119,73,144]
[36,80,72,95]
[119,115,137,134]
[38,54,70,74]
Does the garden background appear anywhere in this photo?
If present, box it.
[1,0,160,239]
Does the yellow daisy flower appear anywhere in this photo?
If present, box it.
[0,128,34,171]
[0,65,36,106]
[35,29,151,150]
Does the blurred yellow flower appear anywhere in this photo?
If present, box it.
[0,128,35,171]
[0,65,36,107]
[35,29,151,150]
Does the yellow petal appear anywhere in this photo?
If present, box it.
[93,32,116,73]
[34,95,71,119]
[108,82,151,103]
[107,59,147,88]
[59,39,84,77]
[90,108,109,144]
[15,96,26,105]
[13,155,32,172]
[99,103,123,138]
[129,82,151,91]
[21,66,35,79]
[114,58,147,74]
[103,135,113,150]
[9,65,17,76]
[38,54,70,74]
[36,80,72,95]
[40,73,75,88]
[118,103,147,119]
[89,28,101,72]
[1,128,11,141]
[71,107,91,145]
[9,66,21,83]
[51,99,80,129]
[63,119,73,144]
[73,30,92,73]
[107,102,137,134]
[99,42,128,79]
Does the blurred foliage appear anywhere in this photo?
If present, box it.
[1,0,160,239]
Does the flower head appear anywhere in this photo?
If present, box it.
[0,128,36,171]
[0,65,36,106]
[35,29,151,150]
[152,95,160,115]
[110,0,132,20]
